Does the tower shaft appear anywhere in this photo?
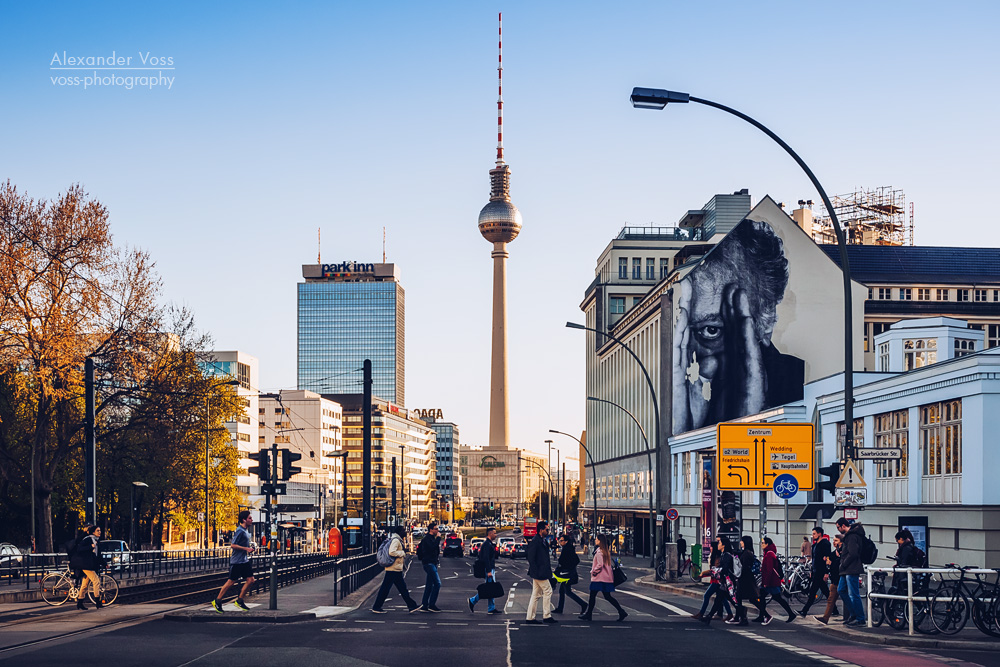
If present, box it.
[489,242,510,449]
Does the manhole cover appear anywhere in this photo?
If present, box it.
[323,627,372,633]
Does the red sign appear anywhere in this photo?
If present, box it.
[665,508,679,522]
[843,508,859,520]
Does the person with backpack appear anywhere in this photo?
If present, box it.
[552,533,586,615]
[892,529,924,591]
[371,525,418,613]
[692,540,733,621]
[468,526,500,613]
[416,522,441,612]
[800,526,835,616]
[836,517,867,626]
[726,536,770,626]
[71,525,104,610]
[759,537,796,622]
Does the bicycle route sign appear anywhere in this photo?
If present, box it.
[772,473,799,499]
[717,422,814,491]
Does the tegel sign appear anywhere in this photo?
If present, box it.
[717,422,814,491]
[322,262,375,276]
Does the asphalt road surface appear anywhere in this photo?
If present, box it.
[2,545,998,667]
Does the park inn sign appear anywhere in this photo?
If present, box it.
[479,455,505,470]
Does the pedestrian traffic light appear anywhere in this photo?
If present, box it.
[279,449,302,480]
[490,502,494,510]
[818,461,841,495]
[248,450,270,482]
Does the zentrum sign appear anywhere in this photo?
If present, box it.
[479,455,506,470]
[322,262,375,277]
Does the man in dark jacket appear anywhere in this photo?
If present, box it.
[801,526,834,615]
[417,522,441,612]
[525,521,556,624]
[836,518,867,626]
[469,527,500,613]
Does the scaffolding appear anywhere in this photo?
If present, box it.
[811,186,913,246]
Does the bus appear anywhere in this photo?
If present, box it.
[523,517,537,538]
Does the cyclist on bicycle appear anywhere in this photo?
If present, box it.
[71,525,104,610]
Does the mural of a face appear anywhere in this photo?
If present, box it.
[672,219,804,434]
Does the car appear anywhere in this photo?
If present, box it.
[510,540,527,559]
[98,539,132,571]
[0,543,23,578]
[469,537,485,557]
[513,527,521,534]
[442,533,464,557]
[496,536,515,557]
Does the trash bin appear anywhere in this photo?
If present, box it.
[692,544,702,573]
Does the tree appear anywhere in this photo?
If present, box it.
[0,181,162,550]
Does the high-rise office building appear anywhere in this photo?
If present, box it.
[298,262,405,405]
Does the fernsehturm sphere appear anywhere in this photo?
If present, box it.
[478,13,522,449]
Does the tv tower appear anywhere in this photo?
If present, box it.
[478,12,522,450]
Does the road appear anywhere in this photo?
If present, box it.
[1,539,997,666]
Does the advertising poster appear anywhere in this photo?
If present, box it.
[701,455,714,556]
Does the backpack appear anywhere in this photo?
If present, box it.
[750,556,761,578]
[416,538,425,562]
[911,546,927,568]
[773,555,785,581]
[376,536,396,567]
[732,554,743,578]
[861,535,878,565]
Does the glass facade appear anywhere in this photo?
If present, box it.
[297,281,405,405]
[429,422,459,497]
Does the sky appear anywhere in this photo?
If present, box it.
[3,1,999,466]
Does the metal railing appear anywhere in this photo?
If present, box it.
[332,552,380,604]
[865,565,999,636]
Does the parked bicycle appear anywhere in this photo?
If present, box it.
[656,552,702,583]
[40,566,119,607]
[930,564,1000,637]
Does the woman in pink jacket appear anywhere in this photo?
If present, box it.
[578,534,627,622]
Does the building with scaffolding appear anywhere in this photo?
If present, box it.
[791,186,914,246]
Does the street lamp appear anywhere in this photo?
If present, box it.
[587,397,656,569]
[518,455,552,521]
[205,378,239,548]
[629,86,856,459]
[549,429,598,547]
[565,321,666,561]
[129,481,148,551]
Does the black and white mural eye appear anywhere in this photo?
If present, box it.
[672,219,805,434]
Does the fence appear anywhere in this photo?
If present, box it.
[865,565,999,637]
[331,552,380,604]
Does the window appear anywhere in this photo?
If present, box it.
[877,288,891,300]
[867,288,873,300]
[899,288,912,300]
[874,410,908,479]
[877,342,890,371]
[683,454,691,491]
[618,257,628,279]
[237,432,250,442]
[994,290,999,302]
[660,258,669,279]
[836,419,864,461]
[988,325,1000,349]
[975,289,989,302]
[937,288,949,301]
[917,288,931,301]
[646,258,655,280]
[904,338,937,370]
[632,296,643,308]
[258,407,265,415]
[609,297,625,314]
[954,339,976,357]
[921,399,961,476]
[958,289,970,302]
[632,258,641,280]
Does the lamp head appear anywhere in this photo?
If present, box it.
[630,87,690,110]
[565,321,587,330]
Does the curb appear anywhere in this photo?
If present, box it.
[165,609,317,624]
[812,621,999,652]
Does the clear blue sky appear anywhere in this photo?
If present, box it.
[3,1,999,463]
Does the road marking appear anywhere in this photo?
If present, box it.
[505,620,513,667]
[437,622,468,626]
[395,621,427,625]
[301,606,352,618]
[731,630,861,666]
[355,620,385,624]
[616,589,686,615]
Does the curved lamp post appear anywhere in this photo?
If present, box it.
[566,321,665,564]
[587,397,656,569]
[549,429,599,546]
[629,87,856,459]
[518,455,553,521]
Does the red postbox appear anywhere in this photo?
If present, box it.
[328,526,343,557]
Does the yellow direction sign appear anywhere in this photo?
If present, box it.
[836,459,866,488]
[717,422,814,491]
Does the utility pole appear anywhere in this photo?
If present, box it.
[362,359,372,552]
[391,457,397,525]
[269,440,278,610]
[85,357,96,525]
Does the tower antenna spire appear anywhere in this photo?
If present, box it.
[496,11,504,166]
[317,227,321,264]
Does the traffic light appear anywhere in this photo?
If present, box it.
[280,449,302,480]
[490,502,494,511]
[818,460,841,495]
[248,450,270,482]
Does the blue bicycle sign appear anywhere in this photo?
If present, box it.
[772,474,799,499]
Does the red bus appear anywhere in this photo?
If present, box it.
[523,517,537,538]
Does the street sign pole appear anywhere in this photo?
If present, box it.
[759,492,767,544]
[269,440,278,610]
[784,498,789,563]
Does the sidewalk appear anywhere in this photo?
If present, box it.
[164,569,380,624]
